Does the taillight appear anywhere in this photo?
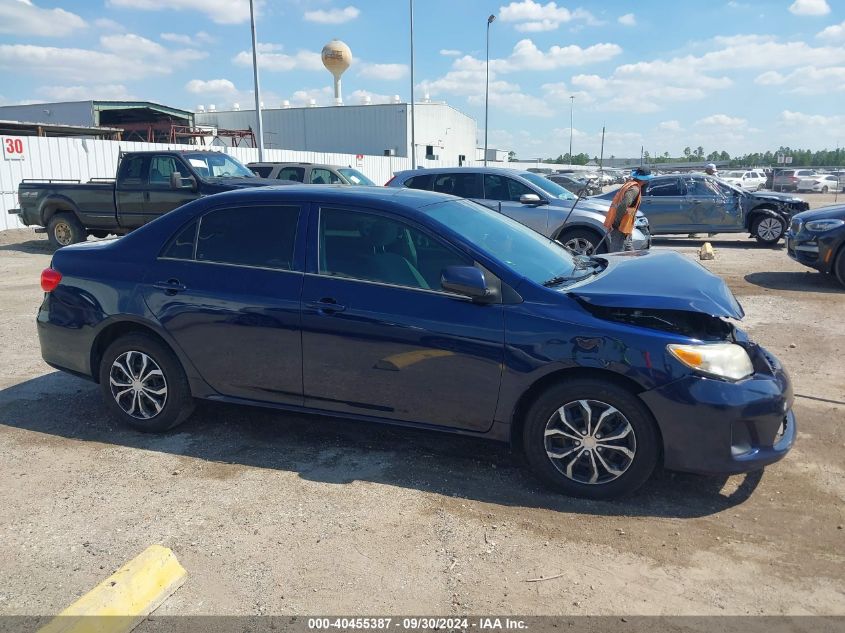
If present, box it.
[41,268,62,292]
[384,176,396,186]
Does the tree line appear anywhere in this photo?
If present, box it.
[511,147,845,167]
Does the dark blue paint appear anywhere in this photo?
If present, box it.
[37,185,795,476]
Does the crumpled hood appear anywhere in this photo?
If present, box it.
[568,250,744,319]
[750,191,804,203]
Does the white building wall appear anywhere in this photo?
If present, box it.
[0,135,486,231]
[0,101,95,127]
[409,103,477,165]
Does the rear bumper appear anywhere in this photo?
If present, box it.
[37,296,96,379]
[640,348,795,475]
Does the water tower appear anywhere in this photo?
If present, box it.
[321,39,351,106]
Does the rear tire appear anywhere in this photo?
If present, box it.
[557,228,605,255]
[834,247,845,288]
[98,333,194,432]
[821,186,829,194]
[751,215,785,246]
[522,379,659,499]
[47,212,87,248]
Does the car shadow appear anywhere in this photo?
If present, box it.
[0,239,53,255]
[651,237,779,251]
[0,372,763,520]
[745,271,843,293]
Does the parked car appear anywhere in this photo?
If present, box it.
[248,162,376,186]
[10,151,284,248]
[594,173,809,245]
[387,167,650,255]
[546,173,602,196]
[37,185,795,499]
[772,169,816,192]
[720,170,767,191]
[786,204,845,286]
[797,174,842,193]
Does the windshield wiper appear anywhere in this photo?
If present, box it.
[543,261,604,287]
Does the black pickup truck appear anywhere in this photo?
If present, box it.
[10,150,285,247]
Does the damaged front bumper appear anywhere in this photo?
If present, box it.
[639,345,796,475]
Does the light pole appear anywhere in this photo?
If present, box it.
[568,95,574,165]
[248,0,265,161]
[410,0,416,168]
[484,14,495,166]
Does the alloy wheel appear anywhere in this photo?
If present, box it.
[563,237,594,255]
[109,351,168,419]
[757,218,783,242]
[544,399,637,485]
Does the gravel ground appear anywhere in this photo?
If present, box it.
[0,200,843,617]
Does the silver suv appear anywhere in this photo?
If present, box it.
[248,162,376,186]
[387,167,650,253]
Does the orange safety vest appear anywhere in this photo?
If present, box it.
[603,180,641,236]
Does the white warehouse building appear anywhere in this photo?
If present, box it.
[194,101,478,165]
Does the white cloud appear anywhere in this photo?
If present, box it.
[755,66,845,94]
[440,49,462,57]
[817,20,845,41]
[161,31,214,46]
[0,0,87,37]
[459,39,622,73]
[107,0,251,25]
[468,91,553,117]
[348,89,394,105]
[358,63,408,81]
[289,87,334,107]
[780,110,844,128]
[498,1,600,31]
[618,13,636,26]
[37,84,135,101]
[94,18,125,31]
[232,44,323,72]
[186,79,238,96]
[304,6,360,24]
[695,114,747,128]
[0,35,206,83]
[789,0,830,16]
[658,120,683,132]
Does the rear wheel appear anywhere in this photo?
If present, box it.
[751,215,785,245]
[834,247,845,287]
[98,333,194,432]
[821,186,829,194]
[47,212,87,248]
[556,228,604,255]
[522,379,659,499]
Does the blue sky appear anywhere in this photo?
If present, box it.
[1,0,843,158]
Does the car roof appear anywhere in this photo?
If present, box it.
[393,166,528,178]
[192,183,455,210]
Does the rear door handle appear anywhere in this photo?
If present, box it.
[306,298,346,314]
[153,279,187,295]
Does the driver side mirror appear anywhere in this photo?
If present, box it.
[441,266,497,303]
[170,171,197,192]
[520,193,544,205]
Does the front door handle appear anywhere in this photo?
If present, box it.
[153,279,187,295]
[306,298,346,314]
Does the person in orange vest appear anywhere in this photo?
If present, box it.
[603,167,653,252]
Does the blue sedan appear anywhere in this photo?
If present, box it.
[36,186,795,499]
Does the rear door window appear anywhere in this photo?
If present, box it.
[432,173,482,198]
[404,174,434,190]
[118,156,147,185]
[277,167,305,182]
[195,206,300,270]
[645,179,682,196]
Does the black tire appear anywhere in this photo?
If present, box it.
[522,379,659,499]
[98,333,194,432]
[821,186,829,194]
[757,184,765,191]
[834,247,845,288]
[47,212,87,248]
[556,228,605,255]
[751,214,785,245]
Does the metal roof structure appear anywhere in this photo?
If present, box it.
[0,119,123,139]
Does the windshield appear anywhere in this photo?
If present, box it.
[184,153,255,179]
[337,168,375,186]
[724,171,744,178]
[520,172,576,200]
[424,198,577,284]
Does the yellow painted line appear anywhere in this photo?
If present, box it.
[374,349,454,371]
[37,545,187,633]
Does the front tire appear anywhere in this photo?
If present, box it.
[522,379,659,499]
[557,228,604,255]
[751,215,785,245]
[47,212,87,248]
[834,247,845,288]
[821,186,829,194]
[98,333,194,432]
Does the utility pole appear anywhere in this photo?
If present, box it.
[248,0,265,161]
[409,0,417,168]
[568,95,574,165]
[484,14,495,166]
[599,125,605,177]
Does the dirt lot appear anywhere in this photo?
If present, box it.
[0,202,843,617]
